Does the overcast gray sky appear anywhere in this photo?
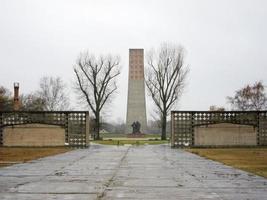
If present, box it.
[1,0,267,122]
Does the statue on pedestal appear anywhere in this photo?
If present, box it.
[131,121,141,134]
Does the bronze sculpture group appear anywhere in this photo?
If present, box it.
[131,121,141,134]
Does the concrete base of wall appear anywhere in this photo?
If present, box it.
[3,123,65,147]
[194,123,257,146]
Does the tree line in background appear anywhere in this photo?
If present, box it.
[210,81,267,111]
[0,76,69,111]
[227,81,267,111]
[1,43,267,140]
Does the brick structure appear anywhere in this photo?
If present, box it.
[126,49,147,133]
[13,82,20,111]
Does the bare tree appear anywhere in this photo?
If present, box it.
[145,43,189,140]
[38,76,70,111]
[227,81,267,111]
[0,86,13,111]
[74,52,121,140]
[20,93,46,111]
[209,105,225,111]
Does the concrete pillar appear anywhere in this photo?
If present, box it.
[86,112,90,146]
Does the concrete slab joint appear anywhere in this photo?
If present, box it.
[0,144,266,199]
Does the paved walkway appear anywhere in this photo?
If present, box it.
[0,144,266,199]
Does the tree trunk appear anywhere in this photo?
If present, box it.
[161,113,167,140]
[95,112,100,140]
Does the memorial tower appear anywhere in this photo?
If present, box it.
[126,49,147,133]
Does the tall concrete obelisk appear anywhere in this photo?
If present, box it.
[126,49,147,133]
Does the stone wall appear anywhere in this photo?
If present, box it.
[2,123,65,147]
[194,123,257,146]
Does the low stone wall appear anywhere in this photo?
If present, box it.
[2,123,65,147]
[194,123,257,146]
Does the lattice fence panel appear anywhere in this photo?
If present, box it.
[0,113,2,145]
[259,112,267,145]
[67,112,87,147]
[172,112,193,147]
[171,111,267,148]
[0,111,89,148]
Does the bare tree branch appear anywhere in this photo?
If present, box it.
[38,76,70,111]
[227,81,267,111]
[145,43,189,140]
[74,52,121,139]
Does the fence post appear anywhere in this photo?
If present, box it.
[257,112,260,146]
[191,112,195,147]
[85,112,90,147]
[171,111,174,148]
[0,112,2,146]
[64,113,69,145]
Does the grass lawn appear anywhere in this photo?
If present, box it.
[187,148,267,178]
[100,133,164,138]
[0,147,71,167]
[93,140,169,145]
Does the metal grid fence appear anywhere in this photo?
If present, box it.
[171,111,267,148]
[0,111,90,148]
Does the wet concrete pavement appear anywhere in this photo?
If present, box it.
[0,144,266,199]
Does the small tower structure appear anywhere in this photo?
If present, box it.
[13,82,20,111]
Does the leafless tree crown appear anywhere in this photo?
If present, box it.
[146,43,189,115]
[20,93,46,111]
[145,43,189,140]
[227,81,267,111]
[0,86,12,111]
[38,76,70,111]
[74,52,121,116]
